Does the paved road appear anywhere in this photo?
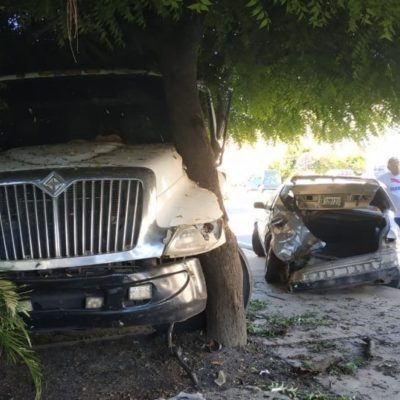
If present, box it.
[226,188,263,251]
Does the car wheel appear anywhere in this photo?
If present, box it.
[252,226,265,257]
[265,248,287,284]
[386,274,400,289]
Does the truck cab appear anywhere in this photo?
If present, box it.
[0,70,238,329]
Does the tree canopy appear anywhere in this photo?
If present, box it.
[2,0,400,145]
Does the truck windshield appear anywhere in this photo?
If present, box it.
[0,74,173,149]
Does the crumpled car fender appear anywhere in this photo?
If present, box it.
[269,204,324,263]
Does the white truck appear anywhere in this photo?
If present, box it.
[0,70,250,329]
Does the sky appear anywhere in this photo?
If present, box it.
[363,128,400,175]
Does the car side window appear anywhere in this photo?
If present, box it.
[265,189,281,210]
[265,196,274,210]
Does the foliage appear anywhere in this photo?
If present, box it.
[312,154,365,175]
[336,358,366,375]
[248,312,328,337]
[1,1,400,145]
[246,299,267,314]
[198,1,400,143]
[268,145,307,180]
[0,279,42,399]
[269,144,366,179]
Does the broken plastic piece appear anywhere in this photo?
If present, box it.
[214,370,226,386]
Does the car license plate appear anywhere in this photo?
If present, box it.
[321,196,342,207]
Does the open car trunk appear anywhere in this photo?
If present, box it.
[291,176,391,260]
[301,209,387,259]
[278,176,400,291]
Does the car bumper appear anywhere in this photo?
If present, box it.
[13,258,207,330]
[289,247,400,292]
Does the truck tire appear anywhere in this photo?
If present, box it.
[239,246,253,308]
[265,248,287,284]
[252,226,265,257]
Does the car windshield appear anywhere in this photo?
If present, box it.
[263,171,281,188]
[0,74,173,149]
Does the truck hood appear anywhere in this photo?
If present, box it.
[0,142,185,195]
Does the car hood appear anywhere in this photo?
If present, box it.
[0,142,185,195]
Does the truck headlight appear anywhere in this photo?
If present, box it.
[163,220,225,257]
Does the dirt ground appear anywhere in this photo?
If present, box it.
[1,249,400,400]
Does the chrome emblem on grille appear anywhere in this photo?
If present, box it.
[41,172,66,196]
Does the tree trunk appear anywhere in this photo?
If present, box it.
[159,16,247,346]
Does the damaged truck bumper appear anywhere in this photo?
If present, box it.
[14,258,207,330]
[289,247,400,292]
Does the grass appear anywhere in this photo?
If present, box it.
[248,312,328,338]
[247,299,267,314]
[310,340,337,352]
[323,356,367,376]
[337,358,366,375]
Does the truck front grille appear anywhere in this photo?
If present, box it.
[0,180,143,261]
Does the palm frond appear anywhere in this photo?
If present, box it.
[0,278,42,399]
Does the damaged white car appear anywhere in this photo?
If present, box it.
[253,175,400,291]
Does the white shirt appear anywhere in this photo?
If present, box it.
[378,172,400,216]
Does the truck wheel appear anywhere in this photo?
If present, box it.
[252,226,265,257]
[265,248,287,284]
[239,246,253,308]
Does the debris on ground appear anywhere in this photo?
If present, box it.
[163,392,206,400]
[2,250,400,399]
[214,370,226,386]
[362,336,376,359]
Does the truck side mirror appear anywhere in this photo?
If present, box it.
[216,89,232,140]
[214,88,232,166]
[198,84,232,166]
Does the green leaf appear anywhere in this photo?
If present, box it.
[251,5,263,17]
[246,0,259,7]
[259,18,269,28]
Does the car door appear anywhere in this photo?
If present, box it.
[256,188,281,252]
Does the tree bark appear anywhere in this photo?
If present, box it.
[159,16,247,346]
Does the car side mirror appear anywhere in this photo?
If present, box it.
[253,202,266,209]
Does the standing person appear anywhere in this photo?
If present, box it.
[378,157,400,223]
